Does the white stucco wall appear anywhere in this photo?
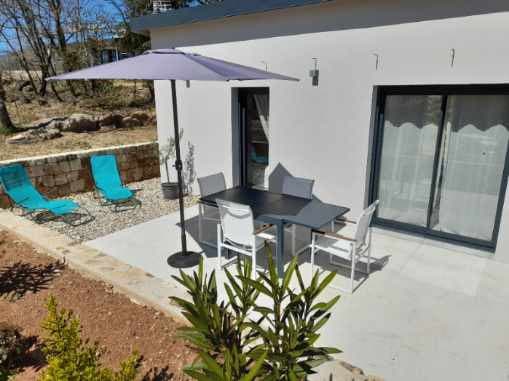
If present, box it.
[148,0,509,260]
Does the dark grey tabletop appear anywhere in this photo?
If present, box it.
[200,187,350,229]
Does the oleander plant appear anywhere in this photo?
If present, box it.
[171,251,341,381]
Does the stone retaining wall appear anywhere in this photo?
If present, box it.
[0,142,160,208]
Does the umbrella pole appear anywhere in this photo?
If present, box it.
[167,79,201,268]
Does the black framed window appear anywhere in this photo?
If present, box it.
[370,85,509,250]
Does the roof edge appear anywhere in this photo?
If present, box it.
[131,0,334,33]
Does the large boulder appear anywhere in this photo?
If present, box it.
[6,127,62,145]
[24,116,65,130]
[98,113,124,129]
[61,113,99,133]
[121,116,142,128]
[130,111,150,125]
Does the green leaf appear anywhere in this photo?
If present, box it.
[198,351,224,378]
[240,351,267,381]
[282,257,297,291]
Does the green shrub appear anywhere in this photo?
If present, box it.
[171,253,340,380]
[0,323,26,380]
[40,295,139,381]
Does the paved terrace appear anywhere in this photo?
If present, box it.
[86,205,509,381]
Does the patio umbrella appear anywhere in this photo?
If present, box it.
[48,48,298,269]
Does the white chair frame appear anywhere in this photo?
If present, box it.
[310,200,379,294]
[216,200,275,278]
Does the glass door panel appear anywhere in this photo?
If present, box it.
[240,89,269,188]
[377,95,443,226]
[430,95,509,241]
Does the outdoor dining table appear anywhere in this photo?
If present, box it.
[200,186,350,276]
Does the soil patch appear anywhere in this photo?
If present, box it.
[0,229,194,380]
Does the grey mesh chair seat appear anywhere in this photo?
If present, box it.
[264,175,315,256]
[224,236,266,252]
[198,173,226,247]
[201,204,220,218]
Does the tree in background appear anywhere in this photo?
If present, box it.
[0,0,115,98]
[0,71,16,134]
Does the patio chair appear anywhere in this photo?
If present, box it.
[216,199,274,277]
[197,173,226,247]
[266,175,314,256]
[310,200,379,294]
[90,154,140,211]
[0,164,91,226]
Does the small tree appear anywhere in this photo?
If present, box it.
[171,253,340,380]
[40,296,139,381]
[159,129,183,184]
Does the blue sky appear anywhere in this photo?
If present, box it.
[0,0,207,54]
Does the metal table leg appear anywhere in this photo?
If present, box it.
[276,221,285,277]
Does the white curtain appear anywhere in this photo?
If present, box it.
[430,95,509,241]
[253,93,269,139]
[378,95,442,226]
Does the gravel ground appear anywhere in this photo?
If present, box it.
[39,177,198,242]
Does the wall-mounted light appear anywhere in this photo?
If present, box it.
[450,48,456,68]
[372,53,380,70]
[309,58,319,87]
[186,80,191,88]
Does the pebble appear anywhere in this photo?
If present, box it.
[43,177,198,242]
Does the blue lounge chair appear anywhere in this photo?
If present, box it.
[0,164,91,225]
[90,154,140,211]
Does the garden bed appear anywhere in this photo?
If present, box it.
[0,229,195,380]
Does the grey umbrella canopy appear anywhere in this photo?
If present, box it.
[48,48,298,269]
[48,48,298,81]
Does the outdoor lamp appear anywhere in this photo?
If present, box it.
[309,58,319,86]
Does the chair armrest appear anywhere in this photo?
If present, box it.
[312,229,356,242]
[336,217,357,224]
[255,224,274,235]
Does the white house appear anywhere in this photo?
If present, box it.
[132,0,509,261]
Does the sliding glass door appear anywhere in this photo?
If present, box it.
[372,86,509,249]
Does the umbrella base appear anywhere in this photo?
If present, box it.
[167,251,201,268]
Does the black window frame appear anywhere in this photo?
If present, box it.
[369,84,509,251]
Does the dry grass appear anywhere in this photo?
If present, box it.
[0,125,157,161]
[7,81,154,126]
[0,81,158,161]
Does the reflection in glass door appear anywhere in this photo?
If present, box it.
[373,87,509,248]
[239,88,270,188]
[377,95,442,226]
[430,95,509,241]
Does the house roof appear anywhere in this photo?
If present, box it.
[131,0,334,32]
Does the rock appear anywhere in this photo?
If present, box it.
[99,113,124,128]
[47,119,66,131]
[6,127,62,145]
[61,113,99,133]
[309,360,384,381]
[6,132,33,144]
[130,111,150,124]
[121,116,142,128]
[25,116,64,130]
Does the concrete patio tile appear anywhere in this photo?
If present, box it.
[476,259,509,302]
[399,244,487,296]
